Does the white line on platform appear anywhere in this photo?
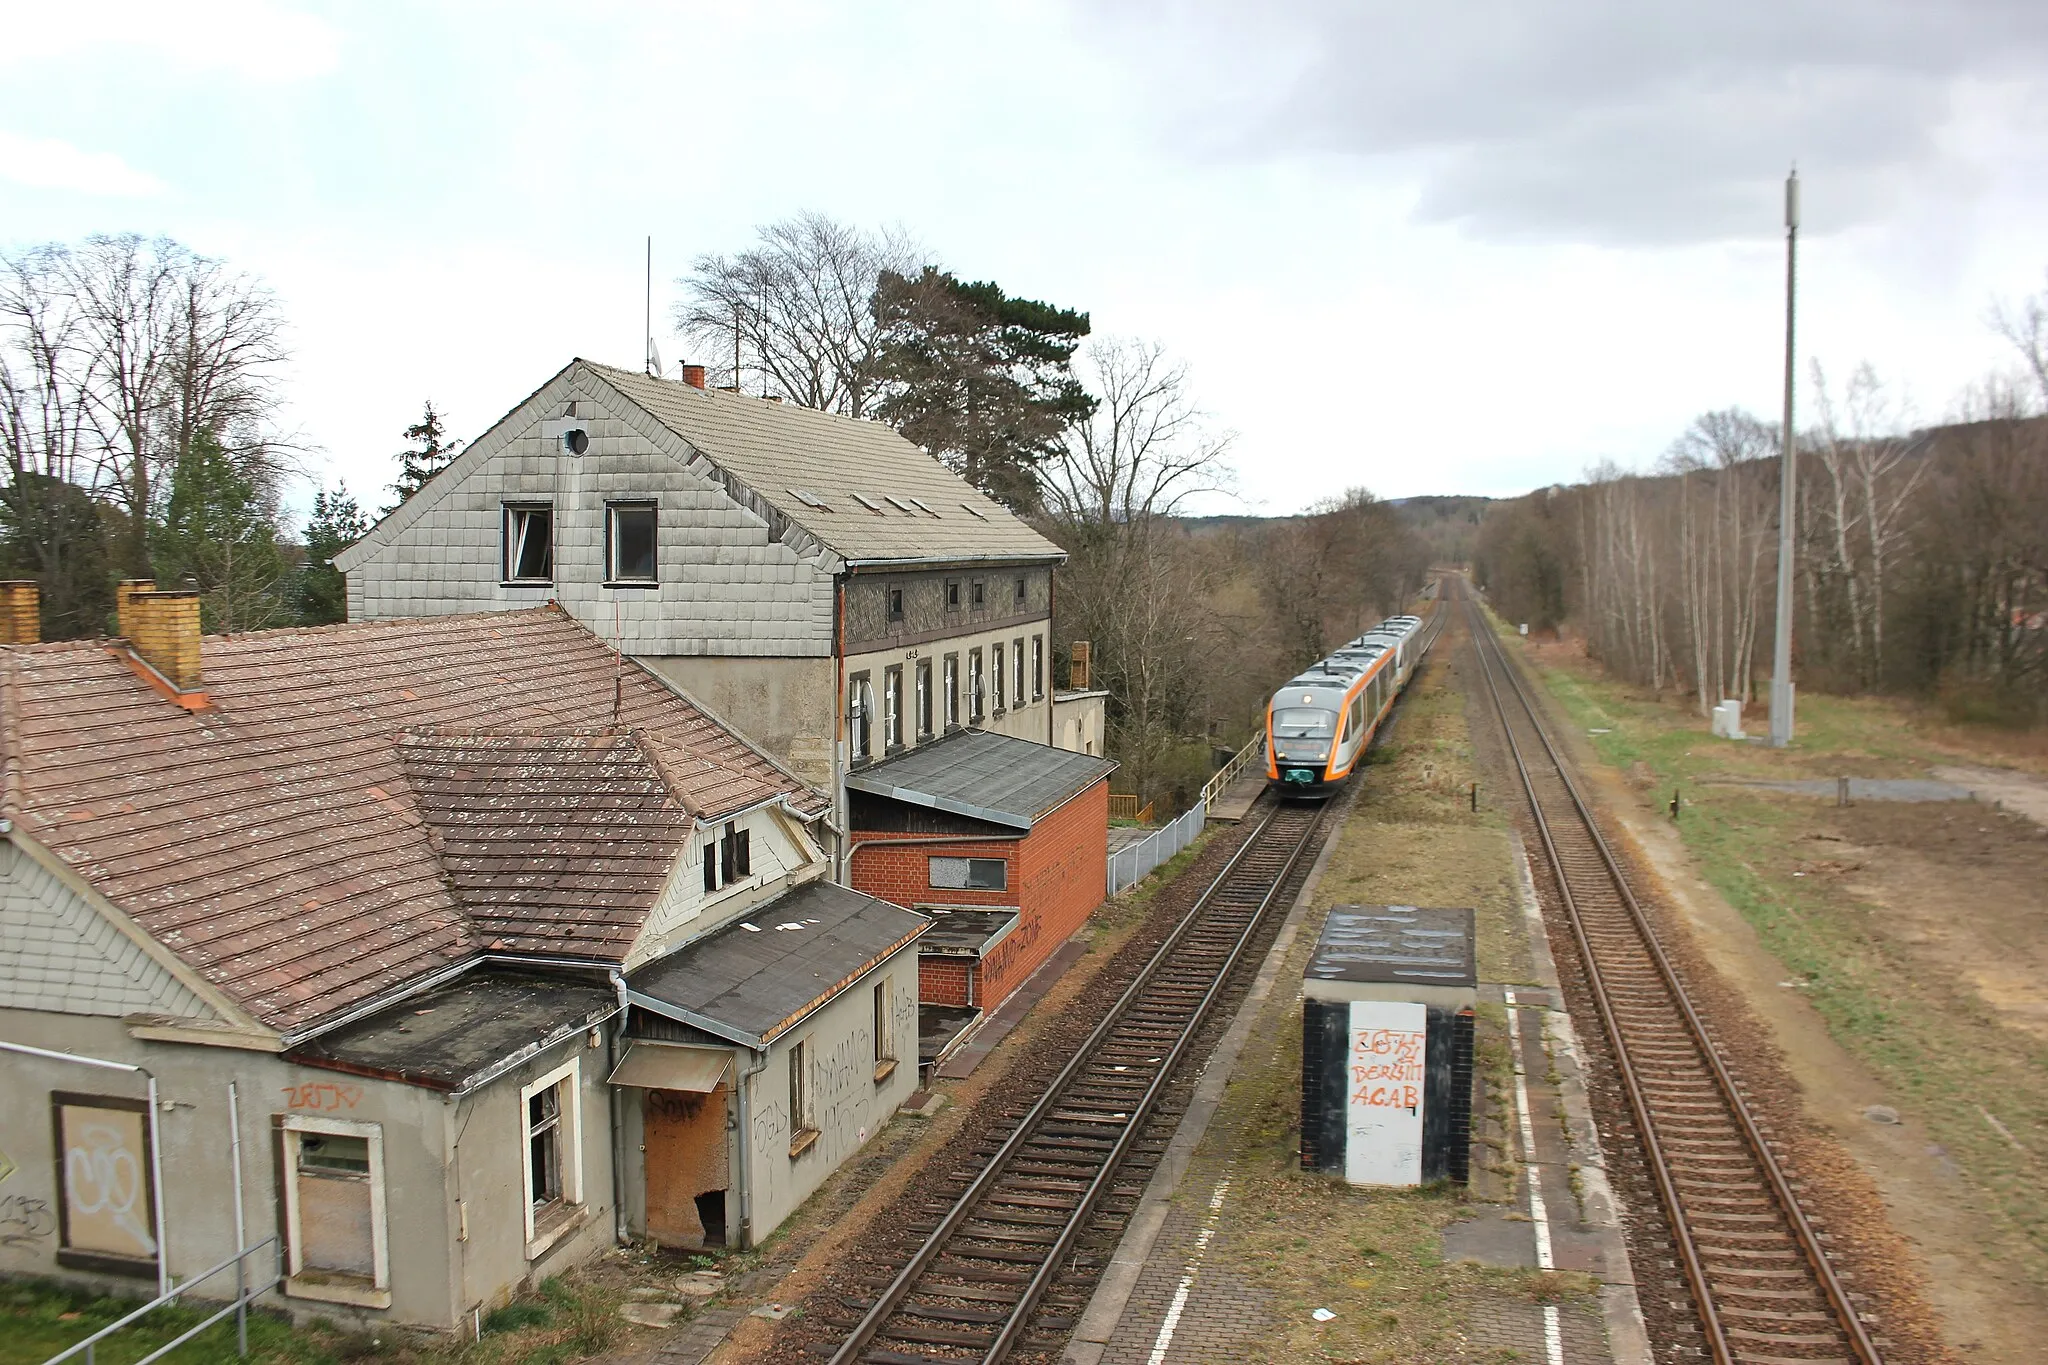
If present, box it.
[1145,1172,1233,1365]
[1507,988,1565,1365]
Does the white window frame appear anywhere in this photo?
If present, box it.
[969,650,985,722]
[884,666,903,749]
[604,500,659,585]
[849,672,873,761]
[502,502,554,584]
[992,642,1006,712]
[1012,637,1025,705]
[943,654,960,728]
[1032,635,1044,700]
[520,1058,584,1259]
[279,1114,390,1309]
[916,659,933,738]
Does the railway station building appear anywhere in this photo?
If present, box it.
[330,358,1109,873]
[0,602,925,1330]
[842,730,1115,1045]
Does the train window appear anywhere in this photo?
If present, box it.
[1273,707,1334,738]
[1349,694,1365,733]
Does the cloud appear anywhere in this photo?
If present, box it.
[0,0,341,83]
[0,131,165,196]
[1077,0,2048,244]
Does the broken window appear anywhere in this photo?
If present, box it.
[521,1061,582,1252]
[280,1117,388,1300]
[788,1039,817,1155]
[606,502,658,583]
[929,856,1006,891]
[718,821,751,884]
[503,504,553,583]
[873,978,896,1080]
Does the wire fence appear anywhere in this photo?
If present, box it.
[1107,802,1206,896]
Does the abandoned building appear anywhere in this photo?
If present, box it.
[0,597,926,1330]
[844,729,1115,1028]
[330,360,1110,867]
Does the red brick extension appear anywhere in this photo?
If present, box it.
[850,781,1108,1011]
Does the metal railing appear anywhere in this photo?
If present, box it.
[44,1238,282,1365]
[1107,803,1205,896]
[1199,732,1265,813]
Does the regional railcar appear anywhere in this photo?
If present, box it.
[1264,613,1424,797]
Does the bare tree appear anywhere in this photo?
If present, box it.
[673,211,919,416]
[1041,338,1234,538]
[1990,272,2048,412]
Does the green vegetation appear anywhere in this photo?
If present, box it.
[0,1271,628,1365]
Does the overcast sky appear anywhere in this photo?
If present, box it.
[3,0,2045,520]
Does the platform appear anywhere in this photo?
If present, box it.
[1202,769,1266,823]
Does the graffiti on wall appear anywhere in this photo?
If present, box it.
[0,1195,55,1247]
[1344,1000,1427,1187]
[281,1081,362,1112]
[57,1102,157,1258]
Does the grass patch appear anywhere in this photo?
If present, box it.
[0,1271,629,1365]
[1482,605,2048,1287]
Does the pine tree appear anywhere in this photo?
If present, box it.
[153,428,288,633]
[296,483,367,625]
[871,269,1095,510]
[386,400,462,509]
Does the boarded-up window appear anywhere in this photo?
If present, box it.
[280,1116,387,1297]
[53,1093,157,1274]
[930,856,1006,891]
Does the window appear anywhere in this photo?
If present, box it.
[1014,575,1027,604]
[887,586,904,621]
[51,1092,158,1277]
[1013,638,1025,705]
[788,1039,817,1157]
[872,977,897,1082]
[943,654,960,729]
[992,643,1006,712]
[503,504,553,583]
[930,856,1007,891]
[702,836,718,894]
[916,659,933,738]
[1032,636,1045,700]
[968,649,984,722]
[971,580,985,608]
[606,501,658,583]
[520,1060,583,1257]
[945,580,961,611]
[279,1115,389,1306]
[851,491,885,514]
[883,666,903,749]
[906,497,939,517]
[720,821,751,884]
[849,671,873,761]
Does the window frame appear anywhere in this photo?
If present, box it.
[970,579,985,609]
[968,649,985,722]
[916,658,934,738]
[992,642,1006,713]
[50,1091,158,1279]
[1014,575,1027,604]
[788,1037,818,1157]
[943,654,960,730]
[883,665,904,750]
[501,502,555,585]
[848,670,873,762]
[945,579,961,611]
[603,500,660,586]
[278,1113,390,1307]
[887,585,905,621]
[1012,637,1026,706]
[872,977,897,1082]
[929,855,1008,891]
[1032,635,1045,700]
[520,1058,584,1259]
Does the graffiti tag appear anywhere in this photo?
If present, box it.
[64,1120,156,1255]
[0,1195,55,1247]
[281,1082,362,1112]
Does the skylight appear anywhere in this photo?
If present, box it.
[885,495,922,516]
[960,503,989,521]
[851,492,886,514]
[788,488,835,511]
[905,497,941,517]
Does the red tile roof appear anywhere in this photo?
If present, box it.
[0,607,823,1036]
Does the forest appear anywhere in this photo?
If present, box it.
[1475,297,2048,726]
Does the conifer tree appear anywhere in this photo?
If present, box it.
[153,428,288,632]
[386,400,462,509]
[297,483,367,625]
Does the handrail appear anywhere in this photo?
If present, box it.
[44,1238,282,1365]
[1199,731,1265,812]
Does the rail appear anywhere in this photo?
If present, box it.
[1198,731,1265,813]
[1462,583,1881,1365]
[43,1237,282,1365]
[1107,803,1203,895]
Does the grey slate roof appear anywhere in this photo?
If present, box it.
[287,969,618,1093]
[626,880,928,1048]
[845,729,1117,831]
[1305,906,1477,988]
[584,362,1065,567]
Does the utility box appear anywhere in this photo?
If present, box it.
[1300,905,1476,1186]
[1711,698,1746,739]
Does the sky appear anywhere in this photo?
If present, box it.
[3,0,2045,522]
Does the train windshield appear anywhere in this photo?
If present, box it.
[1272,707,1336,738]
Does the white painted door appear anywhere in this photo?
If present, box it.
[1344,999,1428,1186]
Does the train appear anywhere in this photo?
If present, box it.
[1264,613,1426,797]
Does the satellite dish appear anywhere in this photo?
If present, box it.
[646,337,663,378]
[562,426,589,456]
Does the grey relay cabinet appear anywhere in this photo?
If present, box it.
[1300,905,1477,1185]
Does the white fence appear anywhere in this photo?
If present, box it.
[1107,803,1206,896]
[1106,733,1265,896]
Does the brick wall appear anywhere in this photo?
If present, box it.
[852,778,1107,1012]
[919,956,972,1007]
[980,782,1107,1006]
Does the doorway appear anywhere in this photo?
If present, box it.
[643,1084,731,1247]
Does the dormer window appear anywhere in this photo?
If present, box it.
[888,587,904,621]
[503,504,553,584]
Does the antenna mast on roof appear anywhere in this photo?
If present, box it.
[644,236,662,378]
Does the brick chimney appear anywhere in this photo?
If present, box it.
[115,578,157,639]
[0,581,39,644]
[126,590,206,703]
[680,363,708,390]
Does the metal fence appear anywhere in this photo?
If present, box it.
[44,1237,282,1364]
[1107,803,1206,896]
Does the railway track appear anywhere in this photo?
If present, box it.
[1462,584,1883,1365]
[819,800,1329,1365]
